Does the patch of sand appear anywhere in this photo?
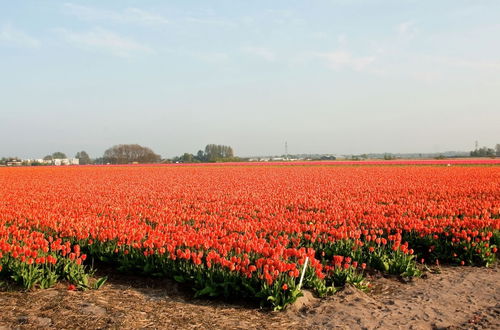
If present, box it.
[0,266,498,329]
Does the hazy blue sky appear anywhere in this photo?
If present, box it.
[1,1,499,158]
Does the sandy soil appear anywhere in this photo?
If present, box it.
[0,265,498,330]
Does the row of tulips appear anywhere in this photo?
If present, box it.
[0,229,90,289]
[1,165,499,309]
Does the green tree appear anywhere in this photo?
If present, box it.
[75,151,91,165]
[204,144,234,162]
[180,153,195,163]
[94,157,105,165]
[471,147,495,157]
[52,152,67,159]
[195,150,206,162]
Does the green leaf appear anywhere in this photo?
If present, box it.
[242,281,257,295]
[173,275,185,283]
[194,286,215,298]
[93,276,107,290]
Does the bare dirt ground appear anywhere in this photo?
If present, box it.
[0,265,498,330]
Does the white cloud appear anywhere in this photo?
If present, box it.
[191,51,229,63]
[397,20,419,39]
[408,70,444,84]
[427,55,500,71]
[445,58,500,71]
[315,50,375,71]
[242,47,276,61]
[310,31,329,40]
[184,17,236,27]
[0,24,40,48]
[56,27,153,58]
[337,34,347,44]
[63,3,169,25]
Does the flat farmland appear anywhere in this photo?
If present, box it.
[0,163,499,328]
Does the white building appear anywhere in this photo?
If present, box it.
[53,158,79,166]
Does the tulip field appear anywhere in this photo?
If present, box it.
[1,162,499,309]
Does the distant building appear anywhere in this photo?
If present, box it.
[6,160,23,166]
[53,158,79,166]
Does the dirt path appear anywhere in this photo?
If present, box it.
[286,266,500,329]
[1,266,498,329]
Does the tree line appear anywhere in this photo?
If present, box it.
[470,144,500,157]
[3,142,499,166]
[0,143,239,166]
[102,144,161,164]
[172,144,238,163]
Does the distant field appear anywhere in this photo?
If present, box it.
[1,164,499,310]
[87,158,500,166]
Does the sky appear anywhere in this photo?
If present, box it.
[1,0,499,159]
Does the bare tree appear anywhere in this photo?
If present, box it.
[103,144,161,164]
